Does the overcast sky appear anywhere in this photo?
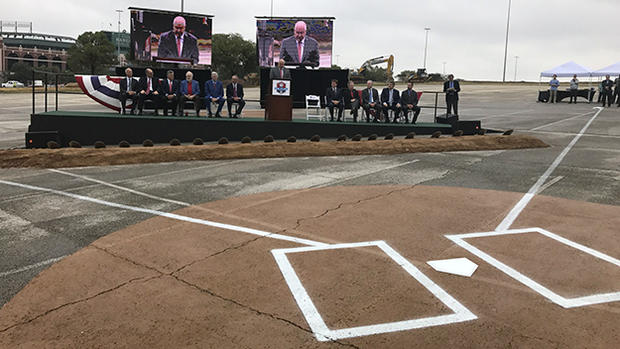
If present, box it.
[2,0,619,81]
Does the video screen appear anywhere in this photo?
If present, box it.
[257,18,333,68]
[130,8,212,66]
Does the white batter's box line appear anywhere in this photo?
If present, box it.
[271,240,477,342]
[445,227,620,309]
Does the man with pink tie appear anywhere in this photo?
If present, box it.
[279,21,320,67]
[269,59,291,80]
[157,16,200,64]
[225,75,246,118]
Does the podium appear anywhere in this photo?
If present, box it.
[265,79,293,121]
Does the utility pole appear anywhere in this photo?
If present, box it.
[115,10,123,59]
[181,0,184,12]
[423,27,431,69]
[442,62,447,75]
[502,0,512,82]
[514,56,519,81]
[270,0,274,17]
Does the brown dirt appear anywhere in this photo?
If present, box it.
[0,135,547,168]
[1,185,618,348]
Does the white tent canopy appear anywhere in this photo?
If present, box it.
[592,62,620,77]
[540,61,592,78]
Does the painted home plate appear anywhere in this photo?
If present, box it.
[427,258,479,277]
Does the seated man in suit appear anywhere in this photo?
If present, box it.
[343,80,361,122]
[269,59,291,80]
[179,71,201,117]
[380,81,401,123]
[226,75,246,118]
[205,72,226,117]
[160,70,180,116]
[325,79,344,122]
[279,21,320,67]
[362,80,381,123]
[400,81,421,123]
[119,67,138,115]
[137,68,161,115]
[156,16,200,64]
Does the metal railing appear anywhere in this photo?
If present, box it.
[30,69,76,115]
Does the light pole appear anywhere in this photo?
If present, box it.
[502,0,512,82]
[181,0,184,12]
[423,27,431,69]
[115,9,123,59]
[336,54,340,66]
[270,0,274,17]
[442,62,447,75]
[514,56,519,81]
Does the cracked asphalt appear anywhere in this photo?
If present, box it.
[0,85,619,347]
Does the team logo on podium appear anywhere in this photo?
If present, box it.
[275,81,288,95]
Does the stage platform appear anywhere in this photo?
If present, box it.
[25,111,474,148]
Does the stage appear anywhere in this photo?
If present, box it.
[23,111,479,148]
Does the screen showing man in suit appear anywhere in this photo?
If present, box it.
[130,8,212,66]
[256,18,333,68]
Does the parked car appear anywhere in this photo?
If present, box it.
[1,80,25,88]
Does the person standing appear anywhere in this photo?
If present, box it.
[548,74,560,104]
[119,67,138,115]
[614,74,620,107]
[401,81,421,123]
[137,68,161,115]
[205,72,226,117]
[601,75,614,107]
[343,80,361,122]
[179,71,201,116]
[569,74,579,104]
[160,70,180,116]
[362,80,381,123]
[443,74,461,116]
[325,79,344,122]
[380,81,401,123]
[226,75,246,118]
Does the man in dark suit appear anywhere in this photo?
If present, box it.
[179,71,201,116]
[205,71,225,117]
[137,68,161,115]
[157,16,200,64]
[226,75,245,118]
[380,81,401,123]
[401,81,421,123]
[269,59,291,80]
[279,21,320,67]
[362,80,381,123]
[443,74,461,117]
[325,79,344,122]
[601,75,614,107]
[119,67,138,115]
[343,80,361,122]
[160,70,180,116]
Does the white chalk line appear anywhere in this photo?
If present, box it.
[446,228,620,308]
[495,107,604,232]
[529,110,596,131]
[0,179,327,248]
[271,241,476,341]
[535,176,564,194]
[0,256,67,278]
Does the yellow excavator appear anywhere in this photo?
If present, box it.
[350,55,394,83]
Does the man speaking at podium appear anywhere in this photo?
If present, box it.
[279,21,319,67]
[157,16,200,64]
[269,59,291,80]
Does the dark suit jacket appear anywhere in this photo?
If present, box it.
[443,80,461,99]
[325,86,344,104]
[205,80,224,99]
[380,88,401,106]
[343,88,360,108]
[269,67,291,80]
[160,79,180,96]
[137,76,161,94]
[400,88,419,106]
[119,77,138,94]
[362,88,380,105]
[279,36,320,67]
[226,83,244,99]
[601,79,614,91]
[157,31,200,64]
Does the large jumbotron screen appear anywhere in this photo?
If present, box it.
[256,18,333,68]
[130,8,213,66]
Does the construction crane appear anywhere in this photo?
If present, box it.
[350,55,394,83]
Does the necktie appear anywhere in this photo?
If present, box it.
[280,69,283,78]
[169,80,172,92]
[297,41,302,63]
[127,78,130,90]
[389,90,392,104]
[233,84,237,97]
[450,81,454,89]
[146,78,150,94]
[176,37,182,57]
[188,81,192,95]
[369,89,373,103]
